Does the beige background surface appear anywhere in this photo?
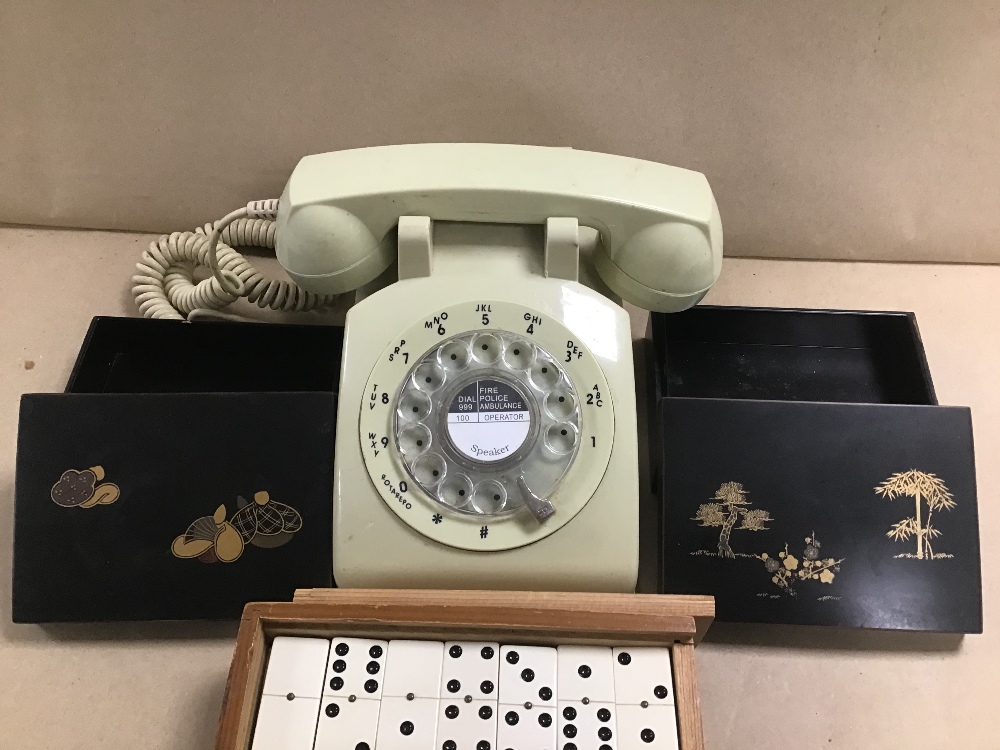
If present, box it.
[3,1,1000,263]
[0,226,996,748]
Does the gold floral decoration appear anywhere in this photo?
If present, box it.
[757,532,844,596]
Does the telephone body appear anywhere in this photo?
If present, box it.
[274,144,722,592]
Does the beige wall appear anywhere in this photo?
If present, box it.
[2,1,999,263]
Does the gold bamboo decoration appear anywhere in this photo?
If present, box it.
[875,470,956,560]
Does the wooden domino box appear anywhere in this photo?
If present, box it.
[215,589,714,750]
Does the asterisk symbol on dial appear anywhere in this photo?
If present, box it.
[432,514,443,524]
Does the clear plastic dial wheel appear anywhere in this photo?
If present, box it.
[393,330,579,520]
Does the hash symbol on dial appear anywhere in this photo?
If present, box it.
[480,526,489,539]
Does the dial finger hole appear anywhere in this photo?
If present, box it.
[501,339,535,371]
[438,474,473,509]
[397,423,431,458]
[438,341,471,372]
[528,359,561,392]
[470,480,507,514]
[412,453,447,486]
[543,387,577,420]
[412,362,446,392]
[544,422,579,456]
[397,389,432,422]
[471,333,502,364]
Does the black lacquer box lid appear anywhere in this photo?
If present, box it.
[650,306,982,633]
[13,317,343,623]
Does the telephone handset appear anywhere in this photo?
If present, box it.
[262,144,722,592]
[275,143,721,313]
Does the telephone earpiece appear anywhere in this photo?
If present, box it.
[274,201,390,295]
[593,218,721,312]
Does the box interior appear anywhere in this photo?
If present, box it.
[652,306,936,404]
[66,317,343,394]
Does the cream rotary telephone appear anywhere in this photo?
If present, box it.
[134,143,723,592]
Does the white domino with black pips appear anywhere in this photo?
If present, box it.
[556,646,617,750]
[497,645,558,750]
[376,640,445,750]
[316,638,389,750]
[249,638,679,750]
[252,637,330,750]
[612,647,678,750]
[435,642,501,750]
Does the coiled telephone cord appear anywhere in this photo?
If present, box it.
[131,200,340,321]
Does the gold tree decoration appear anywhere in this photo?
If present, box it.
[692,482,773,558]
[875,470,957,559]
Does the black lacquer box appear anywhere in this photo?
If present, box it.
[649,306,982,633]
[13,317,343,623]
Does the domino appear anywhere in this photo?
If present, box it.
[251,636,330,750]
